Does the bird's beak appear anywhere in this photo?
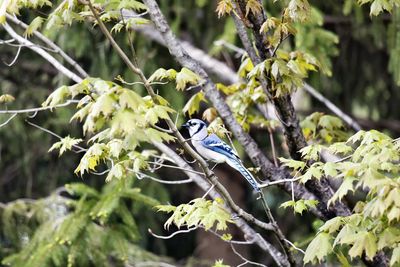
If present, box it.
[182,123,189,128]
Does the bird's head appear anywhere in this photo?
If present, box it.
[182,119,207,139]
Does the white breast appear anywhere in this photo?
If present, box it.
[192,140,227,163]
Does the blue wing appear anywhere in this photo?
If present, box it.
[201,134,261,192]
[201,134,239,160]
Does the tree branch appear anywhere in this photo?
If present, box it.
[152,142,289,267]
[6,14,89,78]
[2,23,83,83]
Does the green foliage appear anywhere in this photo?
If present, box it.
[1,178,164,267]
[42,77,175,181]
[149,67,202,91]
[280,199,319,214]
[0,0,51,24]
[358,0,400,16]
[0,93,15,103]
[156,198,233,231]
[294,7,339,76]
[301,112,349,144]
[24,16,44,37]
[282,130,400,264]
[216,0,233,18]
[303,232,333,264]
[212,259,231,267]
[247,50,318,97]
[245,0,262,17]
[182,91,208,117]
[48,136,82,156]
[286,0,311,22]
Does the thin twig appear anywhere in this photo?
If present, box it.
[2,22,83,83]
[201,184,215,199]
[6,14,89,78]
[128,168,193,184]
[4,42,21,66]
[268,127,278,167]
[148,227,197,239]
[150,161,205,176]
[231,243,268,267]
[258,175,302,188]
[284,239,305,254]
[26,120,87,152]
[0,100,77,114]
[0,113,17,128]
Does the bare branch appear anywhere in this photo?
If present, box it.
[0,113,17,128]
[129,169,194,185]
[148,227,198,239]
[303,83,361,131]
[231,243,268,267]
[6,14,89,78]
[2,23,83,83]
[0,100,77,114]
[4,41,21,66]
[153,141,288,267]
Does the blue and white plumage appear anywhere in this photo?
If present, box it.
[182,119,261,192]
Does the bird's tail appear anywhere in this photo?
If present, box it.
[226,158,261,192]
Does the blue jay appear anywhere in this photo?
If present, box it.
[182,119,261,192]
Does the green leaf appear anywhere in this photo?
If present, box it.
[48,136,82,156]
[175,68,201,91]
[369,0,392,16]
[280,199,318,214]
[117,0,147,11]
[119,89,145,109]
[182,91,207,117]
[0,0,10,25]
[155,204,176,213]
[212,259,231,267]
[299,144,322,160]
[238,57,254,78]
[348,232,377,260]
[328,142,353,154]
[0,94,15,103]
[299,165,322,183]
[279,157,306,171]
[245,0,262,16]
[318,115,343,130]
[377,227,400,250]
[105,163,125,182]
[391,246,400,266]
[42,86,71,107]
[328,176,356,206]
[304,232,332,264]
[216,0,233,18]
[323,162,338,177]
[148,68,177,82]
[24,16,44,37]
[319,216,344,234]
[221,233,232,241]
[336,251,352,267]
[91,93,115,117]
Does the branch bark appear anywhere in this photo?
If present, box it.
[2,23,83,83]
[153,142,289,267]
[231,2,354,218]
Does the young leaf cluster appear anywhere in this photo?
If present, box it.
[156,197,233,232]
[301,112,350,144]
[43,77,175,181]
[281,129,400,264]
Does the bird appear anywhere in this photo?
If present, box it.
[182,119,261,192]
